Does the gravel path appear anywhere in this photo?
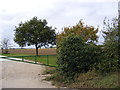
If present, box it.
[0,56,56,88]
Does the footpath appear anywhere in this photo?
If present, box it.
[0,55,56,88]
[0,55,79,90]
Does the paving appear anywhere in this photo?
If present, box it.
[0,55,79,90]
[0,55,56,88]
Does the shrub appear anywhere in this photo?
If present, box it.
[57,35,101,81]
[57,36,84,80]
[94,47,119,74]
[57,34,118,83]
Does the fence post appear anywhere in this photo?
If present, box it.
[35,56,37,64]
[22,56,24,61]
[46,55,49,65]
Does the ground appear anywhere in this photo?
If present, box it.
[0,58,2,89]
[0,56,56,88]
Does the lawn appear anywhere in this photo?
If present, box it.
[1,53,58,67]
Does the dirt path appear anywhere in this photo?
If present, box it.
[0,57,56,88]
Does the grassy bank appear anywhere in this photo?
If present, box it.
[43,68,119,88]
[1,53,58,66]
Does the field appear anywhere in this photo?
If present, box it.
[7,48,57,55]
[2,53,58,67]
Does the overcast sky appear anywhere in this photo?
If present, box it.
[0,0,118,48]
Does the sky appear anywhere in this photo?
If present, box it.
[0,0,119,48]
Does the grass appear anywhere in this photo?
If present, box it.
[1,53,29,56]
[23,55,58,66]
[43,68,119,88]
[1,53,58,66]
[94,72,119,88]
[68,71,119,88]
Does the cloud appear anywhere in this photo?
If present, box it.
[43,1,118,30]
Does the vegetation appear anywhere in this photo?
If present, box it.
[44,69,118,88]
[57,36,85,82]
[0,38,13,54]
[2,53,57,66]
[2,16,118,88]
[57,35,102,82]
[68,71,118,88]
[1,53,28,56]
[14,17,56,55]
[57,20,98,44]
[44,18,119,88]
[93,18,119,74]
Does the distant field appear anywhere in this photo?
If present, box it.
[4,48,57,55]
[2,53,58,67]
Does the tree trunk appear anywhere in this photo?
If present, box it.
[35,44,38,56]
[1,48,3,54]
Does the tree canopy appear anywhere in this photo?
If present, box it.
[102,17,118,59]
[14,17,56,55]
[57,20,98,44]
[99,17,119,73]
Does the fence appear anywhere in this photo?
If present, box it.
[0,49,2,53]
[0,55,58,67]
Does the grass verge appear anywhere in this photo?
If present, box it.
[43,68,119,88]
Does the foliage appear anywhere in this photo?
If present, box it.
[100,17,119,73]
[92,17,119,74]
[43,18,119,88]
[57,35,101,82]
[57,20,98,44]
[14,17,56,55]
[57,35,84,81]
[102,17,118,58]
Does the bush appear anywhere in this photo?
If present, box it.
[92,45,119,74]
[57,35,102,81]
[94,47,119,74]
[57,35,84,81]
[83,44,102,71]
[57,34,118,83]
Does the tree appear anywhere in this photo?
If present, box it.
[14,17,56,55]
[0,38,12,54]
[101,17,119,72]
[57,20,98,44]
[102,17,118,59]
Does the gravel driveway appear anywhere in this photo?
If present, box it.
[0,56,56,88]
